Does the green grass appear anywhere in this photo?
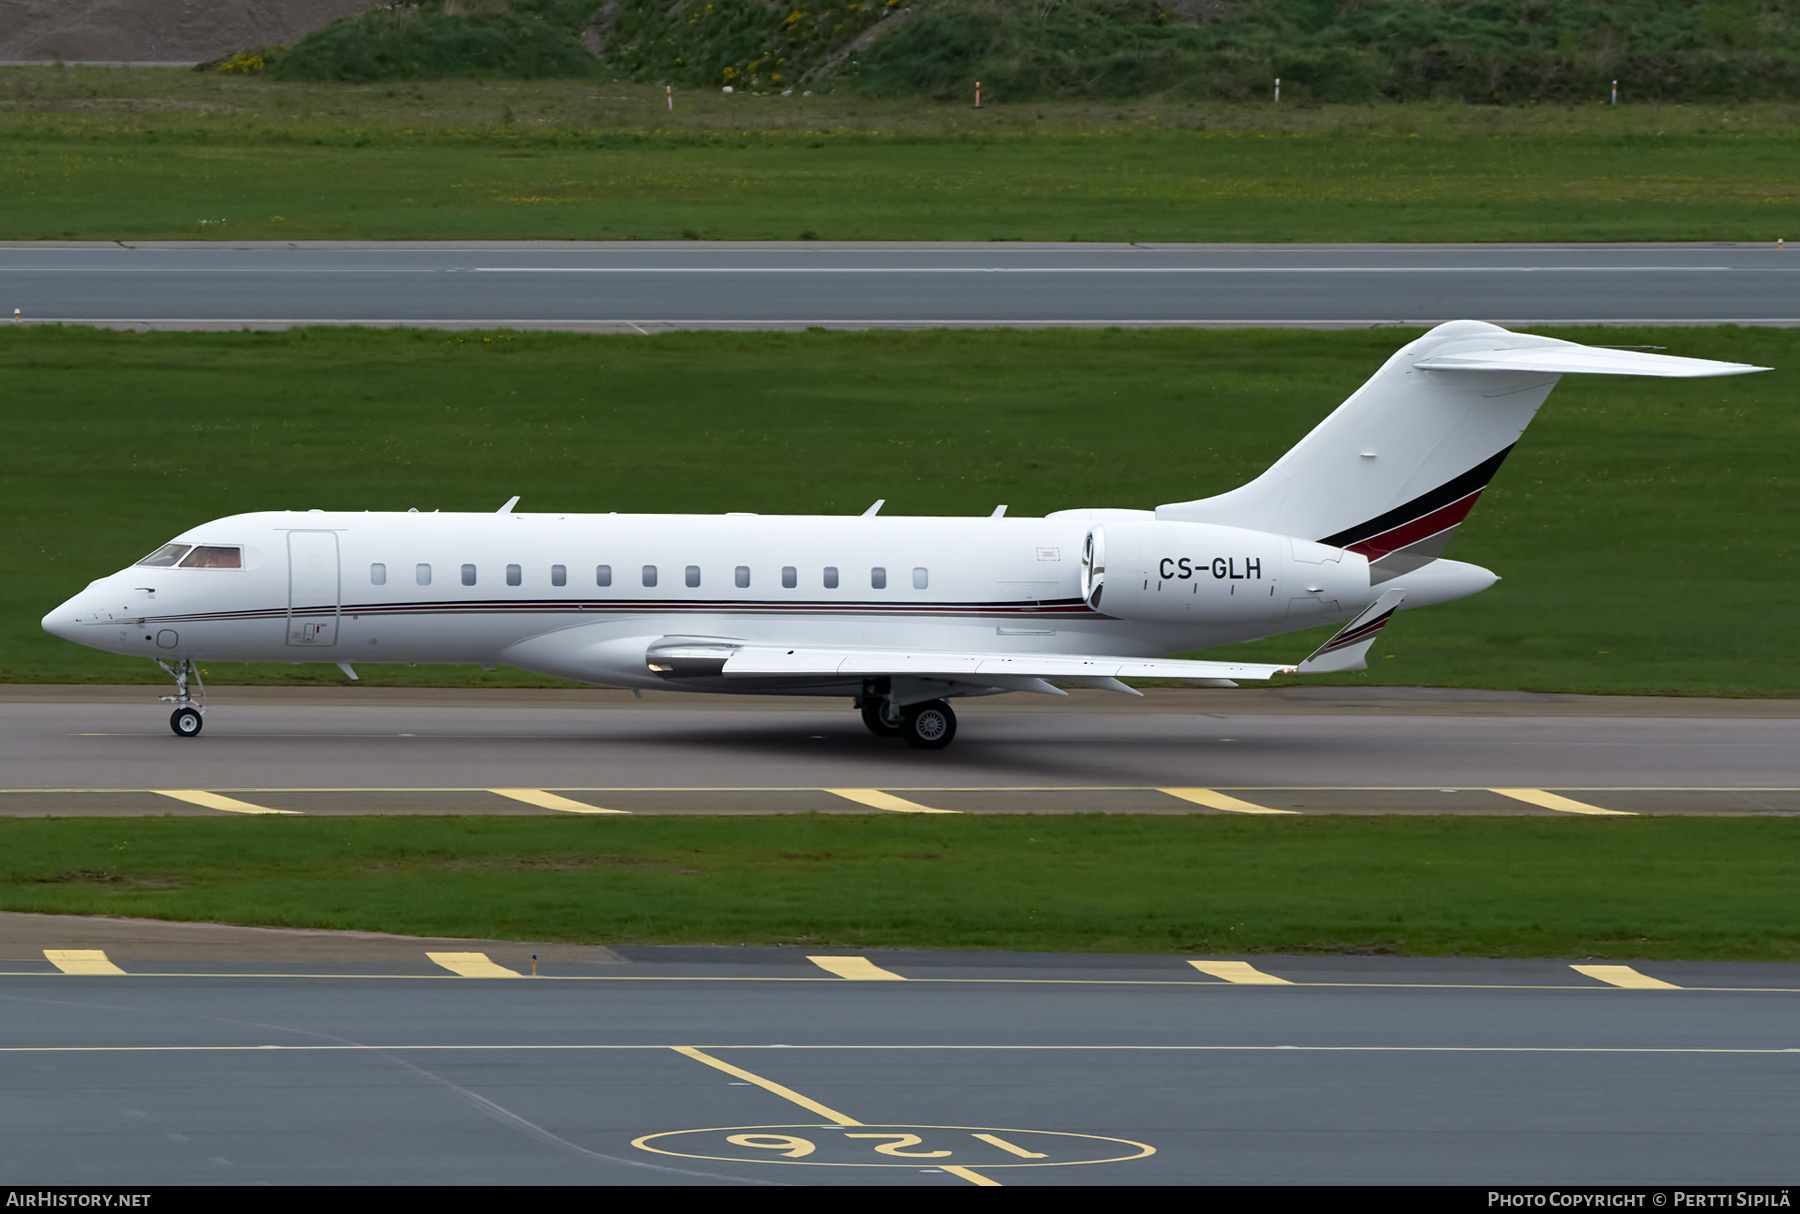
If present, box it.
[1,70,1797,241]
[4,815,1795,960]
[6,324,1795,695]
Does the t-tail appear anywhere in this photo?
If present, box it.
[1156,321,1767,582]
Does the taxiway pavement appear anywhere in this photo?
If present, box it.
[3,241,1796,330]
[1,934,1794,1186]
[2,687,1796,817]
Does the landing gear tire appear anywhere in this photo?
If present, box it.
[901,700,956,750]
[170,707,204,738]
[861,699,903,737]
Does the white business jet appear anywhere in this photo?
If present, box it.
[43,321,1765,747]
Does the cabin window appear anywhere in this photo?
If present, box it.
[735,566,750,589]
[782,566,797,589]
[870,567,887,590]
[178,546,242,569]
[135,544,190,568]
[461,564,477,586]
[642,565,657,588]
[551,564,566,587]
[596,565,612,587]
[823,566,839,589]
[685,565,701,588]
[913,567,929,590]
[416,563,432,586]
[370,563,387,586]
[506,564,522,587]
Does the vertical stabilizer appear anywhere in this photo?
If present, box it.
[1155,321,1765,582]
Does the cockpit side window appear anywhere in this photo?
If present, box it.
[135,544,191,568]
[177,546,242,569]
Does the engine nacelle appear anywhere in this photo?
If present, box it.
[1081,520,1368,626]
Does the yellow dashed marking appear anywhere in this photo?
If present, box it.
[489,788,628,814]
[807,956,907,981]
[1491,788,1634,816]
[825,788,958,814]
[426,952,523,978]
[1159,788,1296,815]
[1572,965,1681,990]
[44,950,126,975]
[154,789,298,815]
[1187,960,1293,985]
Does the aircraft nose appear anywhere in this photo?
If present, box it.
[42,589,95,642]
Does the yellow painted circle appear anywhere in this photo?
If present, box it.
[632,1123,1155,1168]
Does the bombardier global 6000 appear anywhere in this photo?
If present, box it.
[42,321,1766,748]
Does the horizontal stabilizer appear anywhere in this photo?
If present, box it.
[1298,589,1405,673]
[1413,346,1768,378]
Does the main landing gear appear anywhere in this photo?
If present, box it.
[859,695,957,750]
[157,658,206,738]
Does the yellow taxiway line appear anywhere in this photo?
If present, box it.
[808,956,908,981]
[1159,788,1296,814]
[153,789,298,815]
[1187,960,1293,984]
[427,951,524,978]
[1491,788,1634,816]
[43,949,126,975]
[1571,965,1682,990]
[488,788,628,814]
[825,788,958,814]
[671,1045,997,1186]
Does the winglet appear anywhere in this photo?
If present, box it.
[1298,589,1406,673]
[862,499,885,517]
[496,495,520,514]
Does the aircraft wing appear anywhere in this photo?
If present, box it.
[724,647,1294,681]
[645,639,1293,688]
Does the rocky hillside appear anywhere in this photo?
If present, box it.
[241,1,1800,105]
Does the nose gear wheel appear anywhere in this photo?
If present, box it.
[156,658,207,738]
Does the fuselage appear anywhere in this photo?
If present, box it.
[42,508,1499,694]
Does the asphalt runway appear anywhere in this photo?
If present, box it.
[3,932,1797,1187]
[4,241,1796,331]
[2,686,1797,817]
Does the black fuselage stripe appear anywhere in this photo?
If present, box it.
[134,599,1098,626]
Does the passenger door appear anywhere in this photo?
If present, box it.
[286,530,340,648]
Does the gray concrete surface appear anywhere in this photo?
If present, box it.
[4,241,1795,330]
[1,948,1795,1185]
[0,688,1795,815]
[0,0,381,66]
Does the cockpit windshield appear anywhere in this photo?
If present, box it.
[178,546,242,569]
[134,543,242,568]
[135,544,190,567]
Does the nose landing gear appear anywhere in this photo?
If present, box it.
[156,658,206,738]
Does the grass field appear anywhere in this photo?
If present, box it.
[1,71,1797,242]
[5,324,1794,696]
[4,815,1795,961]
